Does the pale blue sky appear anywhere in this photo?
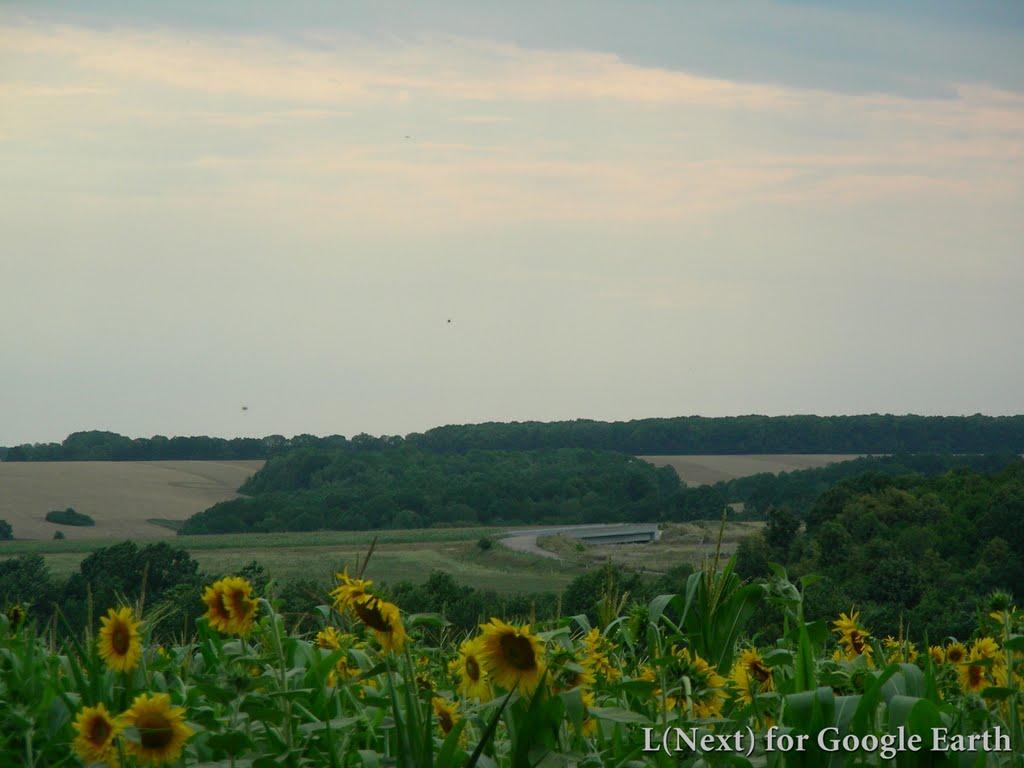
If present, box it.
[1,1,1022,444]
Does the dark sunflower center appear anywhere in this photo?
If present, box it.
[111,623,131,655]
[230,592,252,618]
[354,600,391,633]
[499,633,536,671]
[948,649,964,663]
[137,714,173,749]
[465,655,480,681]
[88,716,112,744]
[215,594,231,619]
[968,665,983,688]
[439,711,453,732]
[850,631,866,654]
[750,661,771,683]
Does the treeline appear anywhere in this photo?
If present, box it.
[178,446,1020,535]
[0,430,391,462]
[736,462,1024,639]
[7,414,1024,461]
[179,448,681,534]
[407,414,1024,454]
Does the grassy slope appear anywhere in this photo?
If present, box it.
[0,526,589,593]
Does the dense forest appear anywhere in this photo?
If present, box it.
[6,414,1024,461]
[178,448,681,534]
[675,451,1020,519]
[177,446,1020,535]
[736,461,1024,639]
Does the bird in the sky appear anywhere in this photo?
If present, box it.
[241,405,249,412]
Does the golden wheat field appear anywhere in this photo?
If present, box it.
[0,460,264,540]
[640,454,863,485]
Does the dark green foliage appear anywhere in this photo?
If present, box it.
[674,452,1019,520]
[379,572,548,631]
[0,520,12,540]
[559,563,648,622]
[53,531,65,540]
[476,537,494,551]
[0,555,59,615]
[738,462,1024,638]
[179,447,674,534]
[8,415,1024,462]
[1,430,326,461]
[60,541,201,629]
[44,507,94,527]
[407,414,1024,454]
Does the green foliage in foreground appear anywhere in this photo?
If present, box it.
[1,557,1022,767]
[44,507,95,527]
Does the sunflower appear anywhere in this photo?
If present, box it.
[582,628,621,683]
[970,637,1001,663]
[351,595,407,652]
[672,647,727,718]
[455,636,493,701]
[432,697,460,736]
[202,577,257,636]
[960,659,988,693]
[945,642,967,665]
[73,703,121,767]
[581,689,598,736]
[928,645,945,666]
[478,618,546,694]
[883,636,918,664]
[832,610,873,665]
[98,607,142,673]
[221,576,258,634]
[201,581,233,634]
[730,647,774,704]
[330,568,374,611]
[316,626,344,650]
[120,692,193,766]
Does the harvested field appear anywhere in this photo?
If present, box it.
[0,460,264,540]
[639,454,863,485]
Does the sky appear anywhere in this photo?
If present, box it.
[1,1,1023,445]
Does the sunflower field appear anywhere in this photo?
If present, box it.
[1,551,1022,767]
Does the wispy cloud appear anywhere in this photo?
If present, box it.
[1,19,1022,226]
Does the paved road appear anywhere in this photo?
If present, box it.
[499,523,660,560]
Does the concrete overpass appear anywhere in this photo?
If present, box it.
[499,523,660,559]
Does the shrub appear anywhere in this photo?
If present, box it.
[45,508,95,527]
[0,519,12,540]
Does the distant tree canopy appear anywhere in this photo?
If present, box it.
[674,452,1020,520]
[178,447,681,534]
[5,415,1024,461]
[405,414,1024,454]
[0,520,12,541]
[736,462,1024,639]
[177,446,1021,535]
